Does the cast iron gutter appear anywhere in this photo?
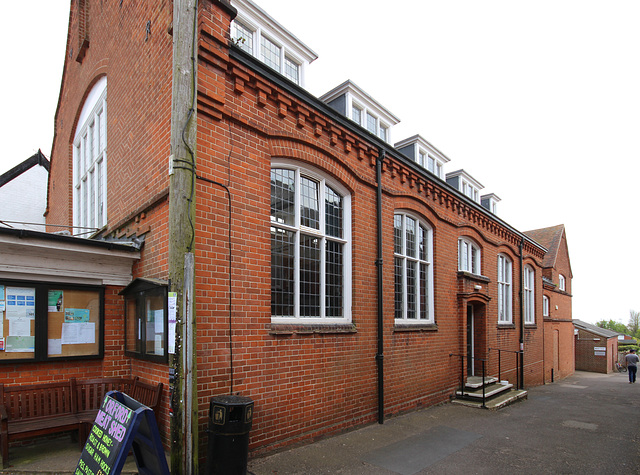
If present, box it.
[376,150,385,424]
[519,238,524,389]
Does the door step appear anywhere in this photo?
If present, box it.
[452,388,528,410]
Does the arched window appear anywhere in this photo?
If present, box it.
[458,237,481,275]
[523,265,535,324]
[497,254,512,324]
[394,212,434,323]
[73,77,107,235]
[270,162,351,322]
[558,274,566,291]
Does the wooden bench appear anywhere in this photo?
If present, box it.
[0,377,163,468]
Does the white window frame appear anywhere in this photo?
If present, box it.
[558,274,566,291]
[458,238,481,275]
[352,103,363,125]
[543,295,549,317]
[524,265,535,324]
[497,254,512,324]
[394,212,434,324]
[73,77,107,235]
[270,160,352,324]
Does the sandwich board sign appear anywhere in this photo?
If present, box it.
[75,391,169,475]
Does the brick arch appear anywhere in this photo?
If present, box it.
[267,137,360,195]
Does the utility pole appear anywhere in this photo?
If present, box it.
[169,0,198,473]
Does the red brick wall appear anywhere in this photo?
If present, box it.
[575,329,617,373]
[42,0,554,458]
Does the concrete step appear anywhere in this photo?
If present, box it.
[456,381,513,399]
[452,389,528,410]
[464,376,499,389]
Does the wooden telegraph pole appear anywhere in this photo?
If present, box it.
[169,0,198,473]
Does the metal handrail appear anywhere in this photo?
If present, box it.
[488,348,523,390]
[449,353,487,408]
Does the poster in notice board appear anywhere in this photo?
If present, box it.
[75,391,169,475]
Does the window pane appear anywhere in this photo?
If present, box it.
[300,176,319,229]
[394,257,403,319]
[300,234,320,317]
[405,217,416,258]
[394,215,402,254]
[270,168,295,226]
[352,106,361,125]
[325,240,343,317]
[379,124,387,141]
[325,185,343,238]
[420,263,429,320]
[366,113,376,134]
[144,294,165,355]
[284,56,299,84]
[261,36,280,71]
[418,224,428,261]
[406,261,417,319]
[233,21,254,54]
[271,227,295,317]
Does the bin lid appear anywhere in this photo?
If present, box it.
[210,394,253,406]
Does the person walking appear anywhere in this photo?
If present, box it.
[625,349,639,383]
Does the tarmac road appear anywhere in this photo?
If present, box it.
[1,370,637,474]
[247,371,640,475]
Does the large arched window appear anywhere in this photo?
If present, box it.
[458,237,481,275]
[73,77,107,235]
[497,254,512,324]
[523,265,535,324]
[394,212,434,323]
[270,161,351,322]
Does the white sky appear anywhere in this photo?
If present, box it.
[2,1,639,326]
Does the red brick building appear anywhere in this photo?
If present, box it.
[524,225,575,382]
[0,0,574,461]
[573,320,618,373]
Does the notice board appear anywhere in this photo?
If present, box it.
[75,391,169,475]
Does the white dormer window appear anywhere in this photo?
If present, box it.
[320,80,400,144]
[394,135,450,179]
[231,0,317,87]
[446,170,483,203]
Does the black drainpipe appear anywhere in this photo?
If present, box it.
[519,238,525,389]
[376,150,385,424]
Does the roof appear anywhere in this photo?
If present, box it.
[0,150,50,188]
[573,319,620,339]
[523,224,565,269]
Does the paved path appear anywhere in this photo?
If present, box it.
[247,371,640,474]
[1,371,638,474]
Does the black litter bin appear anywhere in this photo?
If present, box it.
[207,395,254,475]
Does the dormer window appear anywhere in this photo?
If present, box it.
[395,135,450,179]
[446,170,483,204]
[321,80,400,144]
[231,0,317,87]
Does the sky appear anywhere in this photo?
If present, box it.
[2,1,639,326]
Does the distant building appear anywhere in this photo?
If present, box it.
[0,151,49,231]
[573,320,618,373]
